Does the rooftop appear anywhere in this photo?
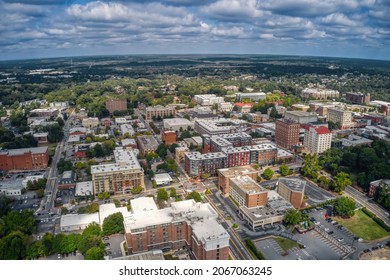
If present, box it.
[314,126,331,134]
[60,213,100,228]
[218,165,257,177]
[0,146,48,156]
[231,175,266,194]
[75,181,93,196]
[130,197,158,213]
[185,151,226,160]
[278,178,306,192]
[91,148,141,174]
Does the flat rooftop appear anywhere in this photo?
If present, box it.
[91,147,141,174]
[231,176,266,194]
[130,197,158,213]
[278,178,306,192]
[185,151,226,160]
[218,165,257,177]
[0,146,48,156]
[75,181,93,196]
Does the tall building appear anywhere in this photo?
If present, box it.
[106,98,127,114]
[91,148,144,195]
[346,92,370,105]
[124,198,230,260]
[145,105,176,121]
[0,147,49,171]
[277,178,305,209]
[303,126,332,154]
[275,119,300,149]
[229,176,268,208]
[185,152,227,177]
[327,108,353,129]
[218,165,258,194]
[284,111,318,124]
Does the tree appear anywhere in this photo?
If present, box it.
[57,158,73,174]
[302,154,321,179]
[0,195,10,217]
[170,187,177,198]
[317,175,331,189]
[327,121,339,130]
[201,173,210,180]
[131,186,143,194]
[157,188,168,201]
[374,181,390,209]
[169,143,179,153]
[102,213,124,236]
[84,247,104,260]
[187,191,202,202]
[156,143,168,158]
[27,240,46,259]
[41,233,54,255]
[332,172,352,193]
[279,164,290,176]
[36,189,44,198]
[284,209,302,226]
[82,222,101,238]
[262,168,274,180]
[56,117,65,127]
[3,210,36,235]
[61,207,69,215]
[0,231,28,260]
[0,218,5,238]
[333,197,355,218]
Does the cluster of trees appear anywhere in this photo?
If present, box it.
[157,158,178,173]
[186,191,202,202]
[284,209,308,226]
[102,213,124,236]
[77,203,100,214]
[57,158,74,174]
[262,168,274,180]
[333,197,355,218]
[26,178,47,191]
[374,182,390,210]
[86,140,116,159]
[0,126,37,149]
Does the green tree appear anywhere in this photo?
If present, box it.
[332,172,352,193]
[263,168,274,180]
[333,197,355,218]
[156,143,168,158]
[61,207,69,215]
[82,222,101,237]
[84,247,105,260]
[41,233,54,255]
[201,173,210,180]
[0,195,11,217]
[302,154,321,179]
[157,188,168,201]
[284,209,302,226]
[279,164,290,176]
[0,231,28,260]
[317,175,331,190]
[374,181,390,209]
[102,213,124,236]
[170,187,177,198]
[187,191,202,202]
[27,240,46,259]
[131,186,143,194]
[3,210,36,235]
[0,218,6,238]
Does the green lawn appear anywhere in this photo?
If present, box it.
[274,237,298,251]
[334,209,390,241]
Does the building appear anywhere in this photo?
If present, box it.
[218,102,234,113]
[277,178,305,209]
[222,146,250,168]
[291,104,310,111]
[303,126,332,154]
[194,118,246,136]
[121,138,137,149]
[145,105,176,121]
[69,127,87,136]
[194,94,224,106]
[229,176,268,208]
[91,148,144,195]
[284,111,318,124]
[248,143,278,165]
[175,146,189,162]
[163,118,194,132]
[217,166,258,194]
[346,92,370,105]
[33,132,48,144]
[75,181,93,197]
[247,113,269,123]
[0,147,49,171]
[161,130,176,145]
[327,108,353,129]
[106,98,127,114]
[154,173,173,186]
[120,124,135,137]
[301,88,340,100]
[236,92,266,101]
[124,198,230,260]
[185,152,227,177]
[30,108,59,117]
[115,117,130,125]
[234,102,253,114]
[60,213,100,232]
[82,117,99,128]
[275,119,300,149]
[136,135,159,155]
[368,179,390,197]
[58,171,77,190]
[342,135,373,147]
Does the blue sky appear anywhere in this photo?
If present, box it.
[0,0,389,60]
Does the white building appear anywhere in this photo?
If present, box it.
[120,124,135,136]
[163,118,194,132]
[236,92,266,101]
[60,213,100,232]
[75,181,93,197]
[284,111,319,124]
[154,173,173,186]
[327,107,353,129]
[194,94,224,106]
[82,117,99,128]
[218,102,234,113]
[303,126,332,154]
[115,117,130,125]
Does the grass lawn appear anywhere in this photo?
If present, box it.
[274,237,299,251]
[334,209,390,241]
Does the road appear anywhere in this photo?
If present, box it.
[344,186,390,226]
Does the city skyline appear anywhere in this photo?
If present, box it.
[0,0,389,61]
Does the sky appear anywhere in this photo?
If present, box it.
[0,0,389,61]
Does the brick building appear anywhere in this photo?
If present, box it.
[346,92,370,105]
[368,179,390,197]
[106,98,127,114]
[275,119,300,149]
[0,147,49,171]
[229,176,268,208]
[161,131,176,145]
[124,198,230,260]
[277,178,305,209]
[145,105,176,121]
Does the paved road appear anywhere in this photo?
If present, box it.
[344,186,390,226]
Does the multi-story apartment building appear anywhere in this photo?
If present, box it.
[106,98,127,114]
[175,146,189,163]
[236,92,266,101]
[145,105,176,121]
[91,148,144,195]
[184,152,227,177]
[217,165,258,194]
[248,143,278,165]
[124,198,230,260]
[277,178,305,209]
[218,102,234,113]
[303,126,332,154]
[194,119,246,136]
[229,176,268,208]
[136,135,160,155]
[161,130,176,145]
[222,146,250,168]
[0,147,49,171]
[301,88,340,100]
[284,111,319,124]
[327,107,353,129]
[30,108,59,117]
[194,94,224,106]
[275,119,300,149]
[346,92,370,105]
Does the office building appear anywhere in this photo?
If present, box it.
[120,124,135,137]
[303,126,332,154]
[218,102,234,113]
[106,98,127,114]
[217,166,258,194]
[145,105,176,121]
[236,92,266,101]
[161,130,176,145]
[194,94,224,106]
[275,119,300,149]
[346,92,370,105]
[91,148,144,195]
[229,176,268,208]
[284,111,318,124]
[184,152,227,177]
[163,118,194,132]
[277,178,305,209]
[0,147,49,171]
[136,135,160,155]
[327,108,353,129]
[194,118,246,136]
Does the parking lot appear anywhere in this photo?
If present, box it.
[103,234,125,259]
[255,238,313,260]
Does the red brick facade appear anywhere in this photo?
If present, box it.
[161,131,177,145]
[106,99,127,114]
[0,148,49,171]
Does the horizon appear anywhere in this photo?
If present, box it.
[0,1,389,61]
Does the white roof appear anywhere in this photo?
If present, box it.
[75,181,93,196]
[130,197,158,213]
[99,204,129,225]
[154,173,173,184]
[91,147,141,174]
[60,213,99,228]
